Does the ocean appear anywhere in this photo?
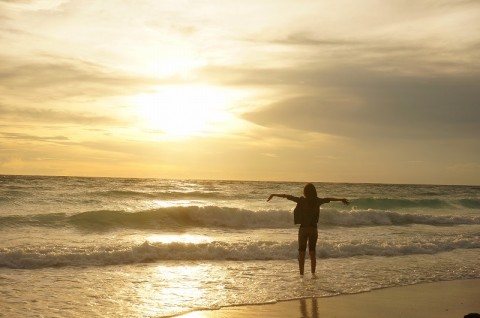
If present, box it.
[1,175,479,317]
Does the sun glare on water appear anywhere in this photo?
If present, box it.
[145,234,212,244]
[132,84,243,139]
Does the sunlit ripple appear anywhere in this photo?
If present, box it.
[145,234,213,244]
[133,264,212,317]
[179,311,210,318]
[146,199,209,209]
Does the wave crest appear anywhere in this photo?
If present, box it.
[320,209,480,226]
[68,207,292,230]
[2,235,479,269]
[1,206,479,230]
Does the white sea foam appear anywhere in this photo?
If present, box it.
[2,232,478,269]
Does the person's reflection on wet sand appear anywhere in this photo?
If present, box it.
[300,298,319,318]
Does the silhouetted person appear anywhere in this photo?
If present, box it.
[268,183,349,276]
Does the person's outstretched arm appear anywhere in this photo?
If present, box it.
[267,194,287,201]
[325,197,350,205]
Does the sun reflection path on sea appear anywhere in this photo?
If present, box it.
[130,264,212,317]
[125,234,218,316]
[144,199,210,209]
[145,234,213,244]
[179,311,211,318]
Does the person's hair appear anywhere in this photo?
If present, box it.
[303,183,317,202]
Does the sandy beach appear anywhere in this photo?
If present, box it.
[178,279,480,318]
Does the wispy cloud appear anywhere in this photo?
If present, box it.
[0,131,69,142]
[0,56,165,100]
[0,0,67,11]
[0,104,125,125]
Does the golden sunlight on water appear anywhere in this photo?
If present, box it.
[145,234,213,244]
[132,264,211,317]
[145,200,210,209]
[178,312,210,318]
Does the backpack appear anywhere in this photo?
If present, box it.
[293,197,319,225]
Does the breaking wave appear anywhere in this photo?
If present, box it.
[1,206,479,230]
[1,234,479,269]
[349,197,480,210]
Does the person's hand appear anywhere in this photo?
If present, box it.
[267,194,275,202]
[342,198,350,205]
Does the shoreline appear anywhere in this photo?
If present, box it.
[177,279,480,318]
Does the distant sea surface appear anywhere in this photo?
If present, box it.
[1,175,479,317]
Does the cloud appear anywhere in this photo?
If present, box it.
[0,104,125,126]
[247,31,358,48]
[235,64,480,140]
[435,0,480,8]
[0,56,166,100]
[0,0,67,11]
[0,0,33,3]
[0,131,69,142]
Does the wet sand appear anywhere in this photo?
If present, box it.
[178,279,480,318]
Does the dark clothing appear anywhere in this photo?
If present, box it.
[286,195,330,226]
[298,226,318,252]
[286,195,330,252]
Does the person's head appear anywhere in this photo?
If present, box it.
[303,183,317,200]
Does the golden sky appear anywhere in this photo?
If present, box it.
[1,0,479,184]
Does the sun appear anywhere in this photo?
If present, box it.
[132,84,241,139]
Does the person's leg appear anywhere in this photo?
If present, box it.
[298,227,308,275]
[309,250,316,273]
[298,251,306,275]
[308,227,319,274]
